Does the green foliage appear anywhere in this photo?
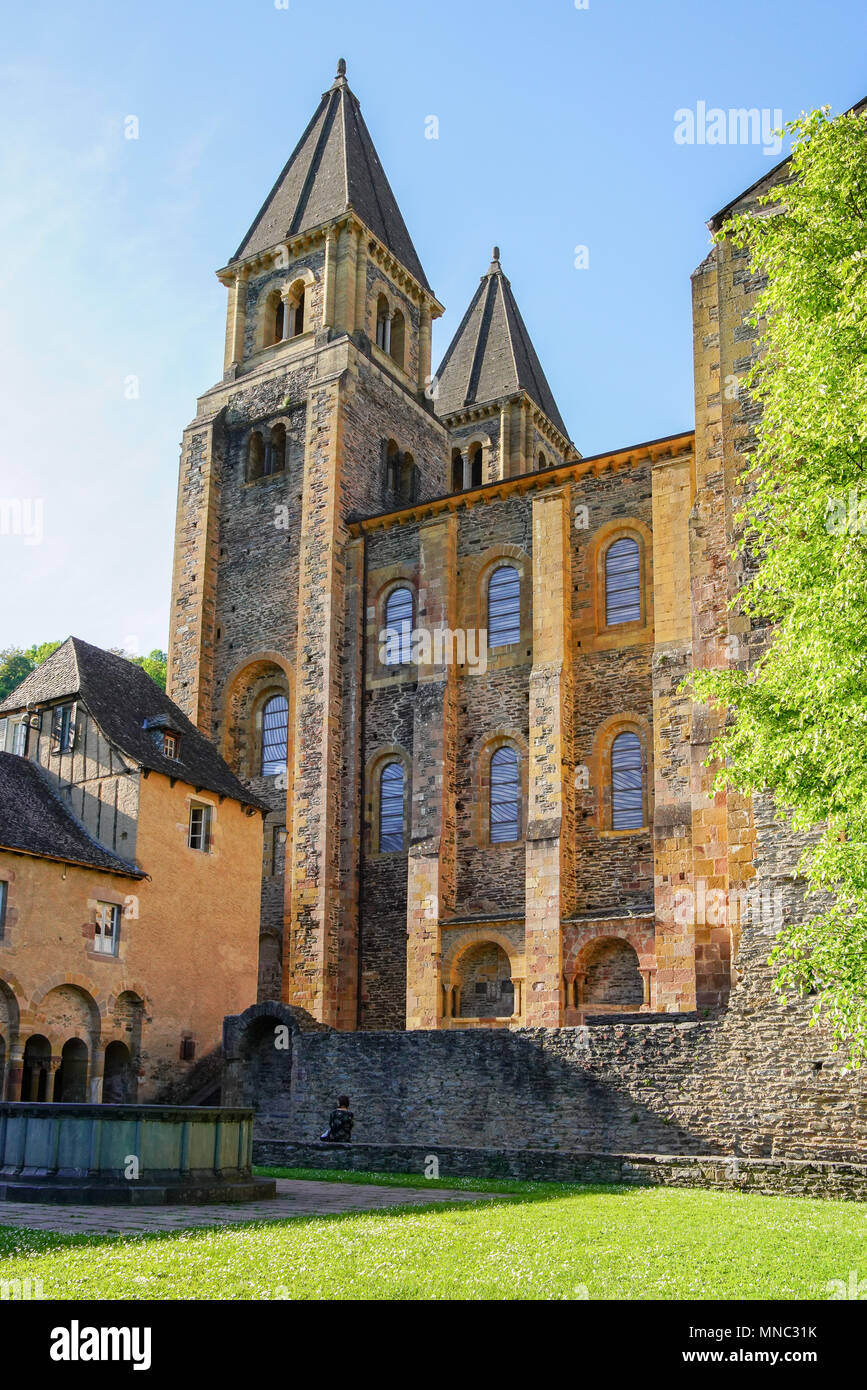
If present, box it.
[0,641,60,701]
[129,650,168,691]
[689,105,867,1064]
[0,642,167,703]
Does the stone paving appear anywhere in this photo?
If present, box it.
[0,1177,498,1235]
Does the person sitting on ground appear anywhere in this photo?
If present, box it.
[321,1095,354,1143]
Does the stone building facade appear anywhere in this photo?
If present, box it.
[0,639,264,1101]
[166,62,853,1044]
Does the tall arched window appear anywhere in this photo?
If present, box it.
[293,288,305,336]
[261,694,289,777]
[247,431,266,481]
[611,731,643,830]
[383,587,413,665]
[470,444,483,487]
[488,565,521,648]
[375,294,390,350]
[390,310,405,368]
[379,761,405,852]
[605,537,641,625]
[490,746,520,843]
[268,423,286,475]
[451,451,464,492]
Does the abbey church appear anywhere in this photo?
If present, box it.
[166,60,773,1036]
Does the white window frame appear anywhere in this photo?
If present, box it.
[188,802,212,852]
[93,901,120,956]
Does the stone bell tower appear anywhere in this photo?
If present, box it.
[167,60,447,1027]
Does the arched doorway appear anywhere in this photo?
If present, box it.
[583,937,643,1010]
[238,1014,291,1110]
[456,942,515,1019]
[21,1035,51,1101]
[53,1038,89,1102]
[103,1041,134,1103]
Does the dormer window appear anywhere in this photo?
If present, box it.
[50,703,75,753]
[144,716,181,759]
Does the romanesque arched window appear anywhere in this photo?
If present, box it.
[383,587,413,665]
[490,745,520,843]
[261,694,289,777]
[611,731,644,830]
[488,565,521,648]
[390,310,406,368]
[268,423,286,475]
[376,294,390,350]
[605,536,641,625]
[451,450,463,492]
[293,288,305,336]
[379,761,405,852]
[247,431,266,481]
[470,443,483,487]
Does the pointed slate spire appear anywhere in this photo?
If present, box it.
[231,60,431,291]
[434,249,570,439]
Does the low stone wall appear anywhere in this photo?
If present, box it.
[254,1140,867,1201]
[226,941,867,1165]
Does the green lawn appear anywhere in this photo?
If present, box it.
[0,1170,862,1300]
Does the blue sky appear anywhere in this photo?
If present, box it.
[0,0,864,655]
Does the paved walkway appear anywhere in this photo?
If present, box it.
[0,1177,497,1234]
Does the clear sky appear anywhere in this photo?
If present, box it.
[1,0,864,656]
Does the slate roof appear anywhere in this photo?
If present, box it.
[0,638,268,811]
[231,60,431,291]
[0,752,144,878]
[434,249,571,439]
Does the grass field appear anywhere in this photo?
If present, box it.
[0,1169,862,1301]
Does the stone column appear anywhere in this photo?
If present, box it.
[281,289,293,341]
[651,446,697,1011]
[524,487,573,1026]
[354,229,368,336]
[418,303,432,395]
[227,265,249,370]
[499,402,510,478]
[383,312,392,356]
[6,1044,22,1101]
[285,370,348,1025]
[88,1045,104,1103]
[461,450,471,491]
[323,228,338,330]
[405,514,458,1030]
[334,223,358,334]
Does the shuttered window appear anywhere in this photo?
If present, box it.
[490,746,520,843]
[605,537,641,625]
[261,695,289,776]
[488,566,521,648]
[379,762,405,851]
[611,732,644,830]
[384,587,413,665]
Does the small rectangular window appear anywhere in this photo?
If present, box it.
[0,718,7,752]
[180,1037,196,1062]
[0,881,7,939]
[93,901,120,956]
[12,721,27,756]
[51,703,74,753]
[272,824,286,876]
[188,803,212,852]
[163,731,179,759]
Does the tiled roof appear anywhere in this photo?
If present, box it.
[434,250,571,439]
[0,638,268,811]
[0,752,144,878]
[232,60,431,291]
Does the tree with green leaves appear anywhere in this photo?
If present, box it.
[690,105,867,1065]
[0,642,167,702]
